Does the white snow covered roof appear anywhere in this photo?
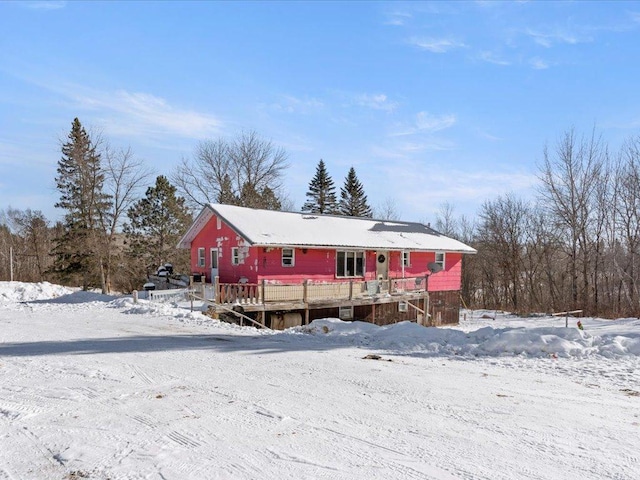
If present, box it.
[178,203,476,254]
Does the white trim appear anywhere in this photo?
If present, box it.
[231,247,240,265]
[282,248,295,267]
[197,247,205,267]
[336,250,365,278]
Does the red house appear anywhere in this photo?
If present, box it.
[178,204,476,329]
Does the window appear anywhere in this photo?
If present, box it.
[197,247,205,267]
[336,250,365,277]
[282,248,295,267]
[231,247,239,265]
[435,251,445,269]
[402,251,410,267]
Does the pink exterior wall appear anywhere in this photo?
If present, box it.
[190,215,258,283]
[189,215,463,292]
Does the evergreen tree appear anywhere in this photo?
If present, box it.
[302,159,338,214]
[339,167,372,217]
[124,176,192,277]
[217,174,238,205]
[259,186,282,211]
[51,118,112,289]
[238,182,282,210]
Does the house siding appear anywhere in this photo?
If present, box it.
[189,215,462,293]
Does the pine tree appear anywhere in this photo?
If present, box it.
[237,182,282,210]
[124,176,192,277]
[302,159,338,214]
[51,118,112,289]
[339,167,372,217]
[217,174,238,205]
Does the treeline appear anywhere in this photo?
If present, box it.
[9,118,637,318]
[440,128,640,318]
[1,119,377,293]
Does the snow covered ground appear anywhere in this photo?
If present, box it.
[0,282,638,480]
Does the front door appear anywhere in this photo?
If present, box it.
[210,248,219,280]
[376,250,389,280]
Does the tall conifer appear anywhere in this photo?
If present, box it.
[302,159,338,214]
[338,167,372,217]
[51,118,111,289]
[124,175,192,275]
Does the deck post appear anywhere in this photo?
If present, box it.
[349,280,353,300]
[303,279,310,325]
[372,302,376,324]
[261,279,266,304]
[214,276,220,303]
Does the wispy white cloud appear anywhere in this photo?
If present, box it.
[529,57,549,70]
[370,145,407,159]
[631,12,640,24]
[384,11,412,26]
[385,164,537,216]
[354,93,398,112]
[63,86,223,139]
[525,28,590,48]
[478,51,511,66]
[408,37,466,53]
[475,129,502,142]
[391,111,457,137]
[266,94,324,114]
[370,138,455,159]
[22,1,66,10]
[415,111,456,132]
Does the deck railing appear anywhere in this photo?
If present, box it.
[204,276,428,305]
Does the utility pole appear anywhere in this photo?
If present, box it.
[10,246,13,282]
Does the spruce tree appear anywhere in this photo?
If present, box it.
[339,167,372,217]
[124,176,192,276]
[302,159,338,214]
[217,174,238,205]
[51,118,112,289]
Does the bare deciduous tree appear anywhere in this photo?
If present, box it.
[373,197,401,220]
[100,145,154,293]
[173,130,289,211]
[477,194,530,311]
[434,202,458,237]
[0,208,53,282]
[538,127,606,312]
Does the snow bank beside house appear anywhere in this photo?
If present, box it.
[296,317,640,359]
[0,281,74,303]
[5,281,640,360]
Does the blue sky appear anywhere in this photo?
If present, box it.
[2,1,640,224]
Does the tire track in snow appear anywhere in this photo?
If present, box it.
[166,430,202,448]
[128,364,155,385]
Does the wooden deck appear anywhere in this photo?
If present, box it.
[186,275,466,329]
[192,276,427,312]
[185,276,439,329]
